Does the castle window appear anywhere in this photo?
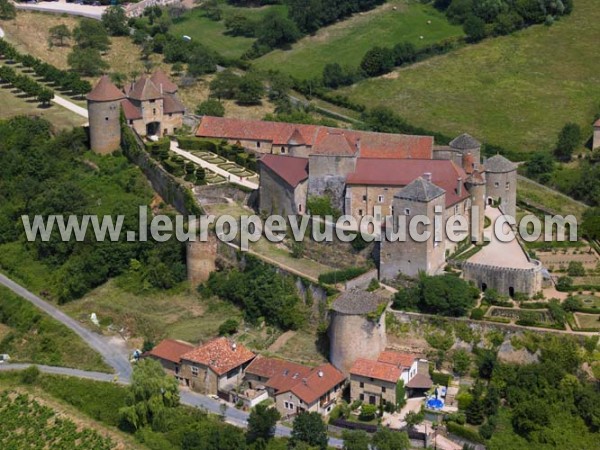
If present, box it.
[281,147,285,153]
[105,117,109,121]
[150,100,155,103]
[358,209,364,216]
[505,182,510,190]
[128,120,133,125]
[191,367,198,377]
[378,195,384,203]
[494,182,499,188]
[382,387,386,393]
[360,382,364,388]
[362,195,367,202]
[360,394,364,401]
[404,208,411,216]
[455,205,460,215]
[257,141,261,148]
[298,204,302,213]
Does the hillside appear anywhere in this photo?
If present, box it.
[254,0,463,80]
[337,0,600,152]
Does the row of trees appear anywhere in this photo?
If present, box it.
[0,38,92,96]
[0,65,54,105]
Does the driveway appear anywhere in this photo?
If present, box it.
[14,0,106,20]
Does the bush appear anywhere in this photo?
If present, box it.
[470,308,485,320]
[446,422,485,444]
[359,404,377,421]
[176,137,218,152]
[431,372,452,387]
[218,319,239,336]
[318,267,369,284]
[20,366,40,385]
[196,99,225,117]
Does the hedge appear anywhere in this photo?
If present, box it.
[318,267,369,284]
[177,137,217,152]
[446,422,486,444]
[430,372,452,387]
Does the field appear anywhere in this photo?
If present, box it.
[0,83,85,130]
[573,312,600,329]
[171,2,288,59]
[254,0,463,80]
[337,0,600,152]
[517,176,588,220]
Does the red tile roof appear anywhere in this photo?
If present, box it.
[121,99,142,120]
[181,337,255,376]
[147,339,195,364]
[346,158,469,207]
[287,364,346,405]
[196,117,433,159]
[349,358,401,383]
[377,351,418,369]
[312,131,355,156]
[150,69,178,94]
[260,154,309,188]
[87,75,125,102]
[254,359,312,394]
[246,356,309,382]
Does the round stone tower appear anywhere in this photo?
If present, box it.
[484,154,517,219]
[186,232,217,288]
[449,133,482,169]
[329,288,387,376]
[466,170,486,244]
[87,75,125,155]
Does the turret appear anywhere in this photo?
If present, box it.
[87,76,124,154]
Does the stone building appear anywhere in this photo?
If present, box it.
[593,118,600,150]
[179,337,255,395]
[329,289,388,376]
[259,154,308,215]
[86,75,125,155]
[87,71,185,155]
[144,339,195,383]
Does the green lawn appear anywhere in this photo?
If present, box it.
[574,312,600,329]
[254,0,463,79]
[337,0,600,153]
[170,2,288,59]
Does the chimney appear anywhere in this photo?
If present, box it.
[355,138,361,155]
[423,172,432,182]
[231,342,237,351]
[318,370,324,378]
[302,378,308,385]
[457,177,462,196]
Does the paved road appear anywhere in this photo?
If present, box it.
[14,1,106,20]
[0,362,342,446]
[53,94,88,119]
[0,273,132,379]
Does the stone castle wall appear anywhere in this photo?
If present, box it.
[462,259,543,297]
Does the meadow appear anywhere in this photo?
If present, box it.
[254,0,463,79]
[170,1,288,59]
[337,0,600,153]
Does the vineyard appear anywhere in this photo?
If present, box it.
[0,391,115,449]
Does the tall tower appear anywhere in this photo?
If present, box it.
[466,170,486,244]
[379,176,446,280]
[450,133,482,169]
[484,154,517,218]
[87,76,124,155]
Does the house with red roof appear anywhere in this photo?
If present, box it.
[349,351,431,408]
[144,339,195,382]
[245,356,346,417]
[179,337,256,395]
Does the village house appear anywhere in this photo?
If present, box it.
[349,351,432,407]
[245,356,346,417]
[179,337,255,395]
[144,339,195,383]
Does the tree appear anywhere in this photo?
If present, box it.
[360,46,395,77]
[290,411,328,450]
[67,48,109,76]
[236,73,264,105]
[554,122,581,161]
[526,151,554,180]
[187,46,217,76]
[567,261,585,277]
[466,395,485,425]
[392,42,417,66]
[247,404,281,443]
[371,428,410,450]
[582,207,600,241]
[196,99,225,117]
[73,19,110,51]
[37,88,54,107]
[342,430,371,450]
[255,11,300,49]
[210,70,240,100]
[119,358,179,430]
[102,6,129,36]
[0,0,16,20]
[512,399,550,438]
[322,63,346,89]
[452,349,471,375]
[218,319,239,336]
[396,379,406,409]
[224,14,256,37]
[48,25,72,47]
[463,15,487,42]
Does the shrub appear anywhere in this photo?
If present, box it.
[446,422,485,444]
[318,267,369,285]
[431,372,452,387]
[359,404,377,421]
[176,137,217,152]
[218,319,239,336]
[20,366,40,385]
[471,308,485,320]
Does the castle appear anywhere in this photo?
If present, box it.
[196,116,534,291]
[87,70,185,154]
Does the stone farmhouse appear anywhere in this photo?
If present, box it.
[195,116,540,295]
[144,338,195,383]
[245,357,346,417]
[87,71,185,154]
[349,351,432,408]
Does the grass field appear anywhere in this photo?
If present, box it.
[337,0,600,153]
[517,176,588,220]
[171,2,288,59]
[574,313,600,329]
[254,0,463,80]
[0,84,85,130]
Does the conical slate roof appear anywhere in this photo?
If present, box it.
[86,75,125,102]
[331,289,387,315]
[449,133,481,150]
[150,70,178,94]
[485,154,517,173]
[128,77,162,101]
[394,177,445,202]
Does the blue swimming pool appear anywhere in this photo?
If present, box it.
[426,397,444,410]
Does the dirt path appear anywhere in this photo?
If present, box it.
[267,330,296,353]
